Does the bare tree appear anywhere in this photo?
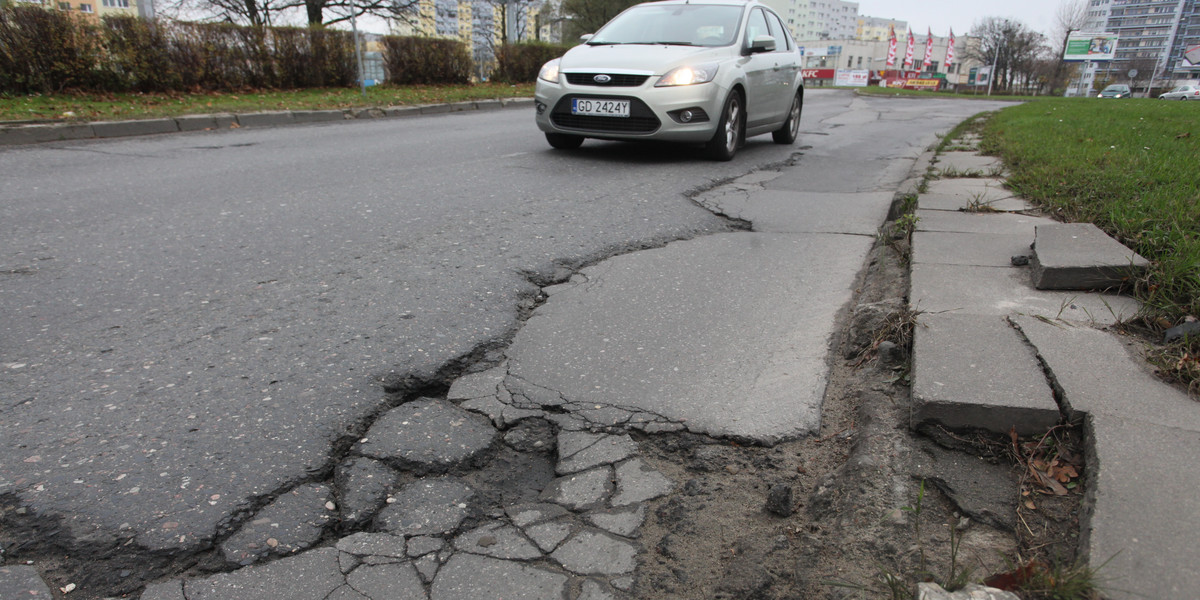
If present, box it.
[559,0,637,39]
[967,17,1048,93]
[165,0,420,28]
[1050,0,1088,93]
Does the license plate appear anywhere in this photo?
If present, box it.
[571,98,630,118]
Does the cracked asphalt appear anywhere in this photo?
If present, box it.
[0,90,1014,598]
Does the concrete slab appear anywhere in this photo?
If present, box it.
[236,111,295,127]
[1031,223,1150,290]
[92,118,179,138]
[506,232,873,444]
[502,97,535,108]
[1007,316,1200,431]
[1082,415,1200,600]
[0,565,53,598]
[915,210,1056,236]
[474,99,503,110]
[175,114,219,131]
[919,178,1031,213]
[913,231,1032,267]
[291,109,348,123]
[911,313,1060,435]
[932,152,1003,175]
[185,548,345,600]
[0,123,94,145]
[698,190,894,235]
[383,106,423,118]
[910,263,1140,325]
[431,554,568,600]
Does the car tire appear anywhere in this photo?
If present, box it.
[545,133,584,150]
[772,92,802,145]
[705,91,743,161]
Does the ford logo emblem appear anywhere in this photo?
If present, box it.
[594,74,612,84]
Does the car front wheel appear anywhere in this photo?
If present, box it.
[545,133,584,150]
[772,93,802,144]
[704,92,742,161]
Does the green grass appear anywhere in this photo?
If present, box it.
[0,82,535,123]
[981,98,1200,321]
[855,87,1031,100]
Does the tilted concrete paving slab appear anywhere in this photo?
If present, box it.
[1007,316,1200,431]
[1007,315,1200,599]
[506,231,873,444]
[913,231,1033,267]
[1030,223,1150,290]
[918,178,1031,213]
[910,263,1139,326]
[911,313,1060,435]
[915,210,1057,236]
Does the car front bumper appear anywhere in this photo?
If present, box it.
[535,77,729,143]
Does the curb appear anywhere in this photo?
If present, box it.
[0,97,536,147]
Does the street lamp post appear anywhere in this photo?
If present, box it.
[350,0,366,98]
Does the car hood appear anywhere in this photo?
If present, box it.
[560,44,729,76]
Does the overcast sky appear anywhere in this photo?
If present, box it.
[855,0,1062,38]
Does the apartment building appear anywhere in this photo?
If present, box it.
[762,0,858,40]
[856,15,907,41]
[1074,0,1200,92]
[10,0,142,18]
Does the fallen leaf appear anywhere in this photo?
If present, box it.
[1024,499,1036,510]
[985,560,1042,591]
[1177,132,1191,139]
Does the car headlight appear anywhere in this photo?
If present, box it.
[538,59,561,84]
[655,63,719,87]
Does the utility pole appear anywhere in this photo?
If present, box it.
[350,0,366,97]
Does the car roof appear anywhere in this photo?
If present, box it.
[638,0,759,7]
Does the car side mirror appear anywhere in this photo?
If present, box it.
[580,33,594,43]
[749,35,776,53]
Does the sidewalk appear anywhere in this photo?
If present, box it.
[909,140,1199,599]
[0,98,534,146]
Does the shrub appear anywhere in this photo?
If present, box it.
[381,36,472,85]
[494,41,571,83]
[100,16,181,92]
[0,5,102,94]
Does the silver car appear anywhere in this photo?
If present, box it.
[1159,85,1200,100]
[534,0,804,161]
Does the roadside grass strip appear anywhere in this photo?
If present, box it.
[982,99,1200,322]
[0,82,534,123]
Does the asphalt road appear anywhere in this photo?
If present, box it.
[0,90,1011,561]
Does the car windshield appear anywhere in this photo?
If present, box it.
[1104,85,1129,92]
[588,4,744,47]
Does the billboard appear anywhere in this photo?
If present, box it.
[1184,44,1200,68]
[835,70,870,87]
[1064,33,1118,61]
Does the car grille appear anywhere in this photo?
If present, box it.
[550,96,660,134]
[565,73,652,87]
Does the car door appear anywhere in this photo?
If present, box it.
[764,10,799,120]
[741,7,777,128]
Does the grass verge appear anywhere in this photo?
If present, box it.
[981,98,1200,390]
[0,83,535,123]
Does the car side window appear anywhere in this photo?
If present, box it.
[744,8,771,50]
[766,11,791,51]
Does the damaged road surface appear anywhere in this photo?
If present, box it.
[0,91,1014,598]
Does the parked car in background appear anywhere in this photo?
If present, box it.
[1159,85,1200,100]
[1098,84,1132,98]
[534,0,804,161]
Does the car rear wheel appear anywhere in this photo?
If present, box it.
[772,93,802,144]
[705,92,742,161]
[545,133,584,150]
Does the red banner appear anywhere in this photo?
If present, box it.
[903,29,915,70]
[945,29,956,67]
[886,25,897,67]
[922,28,934,69]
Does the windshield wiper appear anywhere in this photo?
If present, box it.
[647,41,698,46]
